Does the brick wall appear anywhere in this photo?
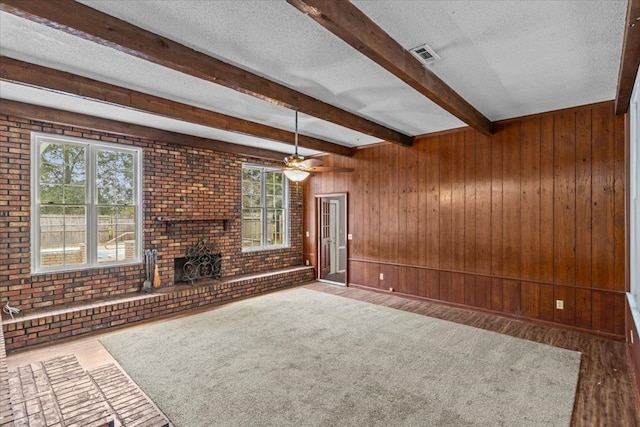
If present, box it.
[0,114,305,312]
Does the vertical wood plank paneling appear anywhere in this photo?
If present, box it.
[613,293,625,337]
[613,114,625,289]
[540,115,555,285]
[491,278,503,311]
[490,127,504,313]
[440,272,453,302]
[309,102,625,337]
[381,264,398,291]
[502,279,521,314]
[346,154,358,263]
[575,288,592,330]
[521,281,540,319]
[464,130,477,270]
[400,266,419,295]
[554,111,576,287]
[475,276,492,310]
[370,145,381,267]
[592,290,615,334]
[491,126,504,278]
[417,268,428,298]
[388,145,399,264]
[425,270,440,299]
[520,119,541,317]
[417,140,429,268]
[540,284,555,322]
[502,122,521,279]
[349,260,364,285]
[365,261,380,290]
[426,138,440,269]
[378,144,391,263]
[405,147,419,266]
[575,109,592,288]
[398,147,407,267]
[360,150,373,259]
[555,285,576,326]
[520,118,541,282]
[475,134,492,275]
[591,105,615,290]
[439,135,453,302]
[464,130,477,306]
[302,179,314,260]
[451,132,465,304]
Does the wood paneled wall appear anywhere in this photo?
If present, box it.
[303,102,626,338]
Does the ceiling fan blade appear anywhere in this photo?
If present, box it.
[298,158,324,169]
[308,166,354,173]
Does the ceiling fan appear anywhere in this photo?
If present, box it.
[283,111,354,182]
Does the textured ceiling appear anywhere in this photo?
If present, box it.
[0,0,629,157]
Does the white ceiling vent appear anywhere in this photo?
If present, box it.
[409,43,440,65]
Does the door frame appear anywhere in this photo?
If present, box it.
[315,192,348,286]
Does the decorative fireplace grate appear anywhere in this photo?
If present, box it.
[179,239,222,285]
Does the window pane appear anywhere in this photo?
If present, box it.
[98,206,137,263]
[40,205,86,268]
[97,149,135,205]
[40,184,63,204]
[267,209,285,246]
[242,208,263,248]
[241,166,287,250]
[40,143,85,204]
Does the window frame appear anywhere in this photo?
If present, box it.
[241,163,289,252]
[31,132,143,273]
[630,69,640,311]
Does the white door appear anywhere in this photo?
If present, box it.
[329,200,338,274]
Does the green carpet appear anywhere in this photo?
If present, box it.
[100,288,581,426]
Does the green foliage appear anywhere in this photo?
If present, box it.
[39,143,135,215]
[40,143,85,211]
[242,166,287,248]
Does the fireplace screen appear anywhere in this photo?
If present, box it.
[177,239,222,285]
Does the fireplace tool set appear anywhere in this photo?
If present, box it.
[143,249,159,292]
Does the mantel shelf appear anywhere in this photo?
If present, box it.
[155,216,234,223]
[155,216,236,231]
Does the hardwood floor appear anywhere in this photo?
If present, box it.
[306,282,640,427]
[6,282,639,426]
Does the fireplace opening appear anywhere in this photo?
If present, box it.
[173,239,222,285]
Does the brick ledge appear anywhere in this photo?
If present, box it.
[2,266,315,352]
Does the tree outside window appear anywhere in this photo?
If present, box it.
[32,133,142,272]
[242,165,288,251]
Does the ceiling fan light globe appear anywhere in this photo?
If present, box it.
[283,169,310,182]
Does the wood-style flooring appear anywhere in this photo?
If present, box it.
[305,282,640,427]
[6,282,640,426]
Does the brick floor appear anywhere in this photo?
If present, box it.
[7,355,170,427]
[89,365,169,427]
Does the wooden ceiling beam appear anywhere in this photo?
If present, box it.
[615,0,640,115]
[0,0,413,147]
[287,0,494,136]
[0,99,289,161]
[0,57,353,157]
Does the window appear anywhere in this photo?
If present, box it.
[242,164,288,251]
[631,69,640,311]
[31,133,142,272]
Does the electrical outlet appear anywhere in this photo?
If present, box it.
[379,273,384,280]
[305,259,309,266]
[556,300,564,310]
[305,231,310,237]
[347,234,353,240]
[389,287,394,292]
